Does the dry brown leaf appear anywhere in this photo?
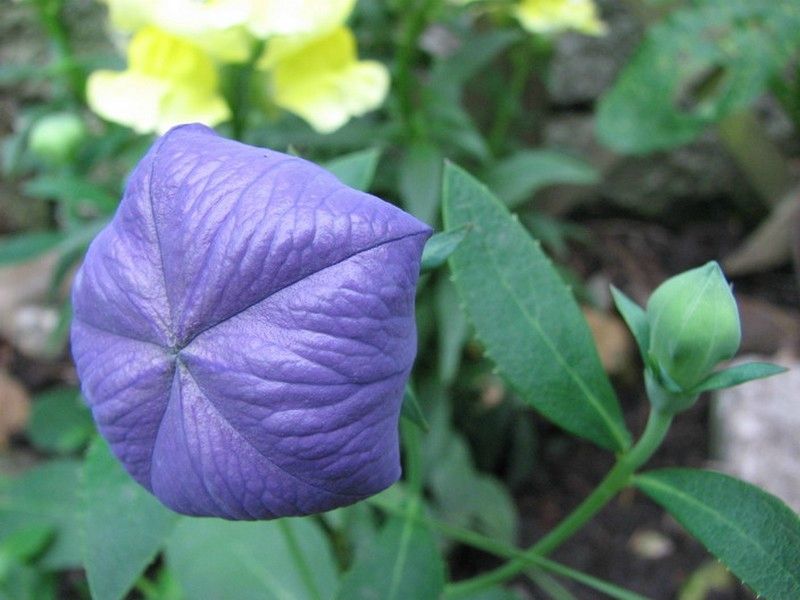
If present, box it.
[0,370,30,448]
[583,306,633,375]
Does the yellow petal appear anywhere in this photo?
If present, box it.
[128,27,220,92]
[261,26,389,133]
[87,27,230,134]
[152,0,254,62]
[513,0,606,36]
[87,71,169,134]
[100,0,158,32]
[248,0,356,38]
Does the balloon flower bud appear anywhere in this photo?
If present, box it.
[646,261,741,393]
[70,124,432,519]
[29,112,87,165]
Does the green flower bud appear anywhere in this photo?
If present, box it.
[29,112,86,165]
[646,261,741,392]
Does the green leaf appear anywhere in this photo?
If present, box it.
[27,388,94,454]
[483,150,599,209]
[336,513,445,600]
[597,0,800,154]
[428,433,517,544]
[399,142,443,226]
[0,461,82,569]
[635,468,800,599]
[0,232,64,266]
[434,277,469,385]
[431,29,519,88]
[325,148,381,191]
[83,438,178,600]
[610,286,650,358]
[0,526,54,566]
[691,362,788,393]
[166,517,339,600]
[442,163,630,451]
[420,227,469,272]
[401,384,429,431]
[23,175,118,215]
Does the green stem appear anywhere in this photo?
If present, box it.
[717,110,793,207]
[277,519,322,600]
[393,0,435,141]
[401,420,424,496]
[368,498,650,600]
[34,0,83,103]
[229,41,265,141]
[445,408,673,598]
[488,41,533,156]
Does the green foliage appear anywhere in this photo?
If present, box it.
[83,438,178,600]
[0,232,64,266]
[420,227,469,272]
[0,461,83,570]
[399,142,443,226]
[401,384,429,431]
[337,512,445,600]
[166,517,339,600]
[636,468,800,599]
[483,150,599,209]
[27,388,94,454]
[324,148,381,191]
[442,163,630,451]
[598,0,800,154]
[691,362,788,393]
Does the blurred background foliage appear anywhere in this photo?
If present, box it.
[1,0,799,598]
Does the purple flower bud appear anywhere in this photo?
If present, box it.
[71,124,431,519]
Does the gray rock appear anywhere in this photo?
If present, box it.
[711,356,800,513]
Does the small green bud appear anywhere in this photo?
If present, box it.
[646,261,741,392]
[28,112,86,165]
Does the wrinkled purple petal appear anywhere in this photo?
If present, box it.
[71,124,431,519]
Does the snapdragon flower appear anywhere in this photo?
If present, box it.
[87,27,230,134]
[454,0,606,36]
[258,26,390,133]
[70,125,431,519]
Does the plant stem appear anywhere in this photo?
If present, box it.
[277,519,322,600]
[445,408,673,598]
[401,419,424,494]
[229,41,265,141]
[34,0,83,103]
[368,498,650,600]
[393,0,435,141]
[488,41,534,156]
[717,110,793,208]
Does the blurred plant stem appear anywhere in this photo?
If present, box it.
[277,519,323,600]
[228,42,266,142]
[443,408,673,598]
[717,111,794,208]
[488,39,550,156]
[33,0,83,103]
[401,420,424,496]
[369,499,649,600]
[393,0,437,141]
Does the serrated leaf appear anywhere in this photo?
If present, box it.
[0,461,82,569]
[420,227,469,272]
[597,0,800,154]
[325,148,381,191]
[483,150,599,209]
[167,517,339,600]
[635,468,800,599]
[442,163,630,451]
[692,362,788,393]
[401,384,429,431]
[84,438,178,600]
[27,388,94,454]
[610,286,649,358]
[399,142,443,226]
[336,513,445,600]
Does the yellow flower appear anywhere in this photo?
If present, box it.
[513,0,606,36]
[247,0,357,38]
[87,27,230,134]
[258,26,389,133]
[101,0,254,62]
